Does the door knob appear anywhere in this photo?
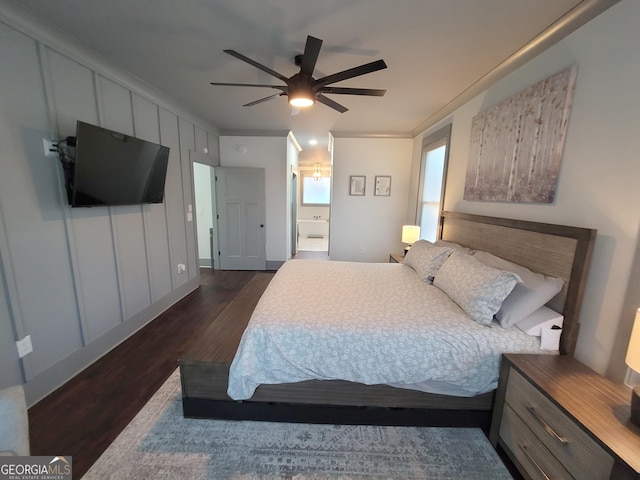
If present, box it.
[260,224,264,228]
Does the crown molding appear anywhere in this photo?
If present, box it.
[329,131,413,139]
[219,129,290,137]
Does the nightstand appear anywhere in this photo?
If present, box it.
[490,354,640,480]
[389,253,404,264]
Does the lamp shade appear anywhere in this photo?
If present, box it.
[401,225,420,244]
[626,308,640,373]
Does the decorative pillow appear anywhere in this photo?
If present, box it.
[403,240,453,283]
[516,305,564,336]
[473,251,564,328]
[434,251,520,325]
[434,239,474,255]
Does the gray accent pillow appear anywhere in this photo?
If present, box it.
[403,240,453,283]
[434,251,520,325]
[473,251,564,328]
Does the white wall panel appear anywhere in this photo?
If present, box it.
[0,25,82,378]
[134,95,172,301]
[45,49,98,135]
[160,109,188,289]
[207,133,220,158]
[70,208,122,341]
[179,118,198,279]
[97,76,134,134]
[47,58,123,344]
[195,126,207,154]
[112,205,152,318]
[98,77,152,318]
[0,221,23,388]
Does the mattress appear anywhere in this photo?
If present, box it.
[227,259,544,400]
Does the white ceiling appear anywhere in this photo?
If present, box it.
[7,0,614,152]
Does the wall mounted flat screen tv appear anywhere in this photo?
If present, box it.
[67,121,170,207]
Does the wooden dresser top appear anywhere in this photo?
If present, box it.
[505,354,640,474]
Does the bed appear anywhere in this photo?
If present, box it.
[180,211,596,427]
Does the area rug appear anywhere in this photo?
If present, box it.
[82,370,512,479]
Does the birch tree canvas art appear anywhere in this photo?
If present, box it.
[464,66,577,203]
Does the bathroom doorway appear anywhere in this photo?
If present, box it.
[192,162,217,269]
[296,163,330,255]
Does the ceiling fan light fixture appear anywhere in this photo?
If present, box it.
[289,88,315,108]
[213,35,387,113]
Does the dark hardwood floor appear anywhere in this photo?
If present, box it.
[28,269,259,479]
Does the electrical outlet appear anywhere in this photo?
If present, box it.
[177,263,186,274]
[16,335,33,358]
[42,139,58,158]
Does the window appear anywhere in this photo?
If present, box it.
[301,174,331,205]
[417,125,451,241]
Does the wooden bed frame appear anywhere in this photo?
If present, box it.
[179,211,596,427]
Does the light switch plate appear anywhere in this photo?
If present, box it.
[16,335,33,358]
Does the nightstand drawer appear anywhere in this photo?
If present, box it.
[506,368,614,479]
[500,404,573,480]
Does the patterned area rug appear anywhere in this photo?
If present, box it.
[83,370,512,479]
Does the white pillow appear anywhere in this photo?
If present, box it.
[516,305,564,336]
[473,251,564,328]
[403,240,452,283]
[434,239,474,255]
[434,251,520,326]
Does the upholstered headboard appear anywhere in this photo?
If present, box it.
[439,211,596,356]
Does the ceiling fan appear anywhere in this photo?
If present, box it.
[210,35,387,113]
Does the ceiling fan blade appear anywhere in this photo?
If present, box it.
[243,93,283,107]
[320,87,386,96]
[210,82,286,91]
[223,49,289,83]
[300,35,322,76]
[316,94,348,113]
[315,59,387,88]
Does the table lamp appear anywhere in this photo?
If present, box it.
[401,225,420,255]
[625,307,640,427]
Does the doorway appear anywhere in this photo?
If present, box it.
[215,167,267,270]
[193,162,216,269]
[296,163,330,255]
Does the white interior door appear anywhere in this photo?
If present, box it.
[215,167,266,270]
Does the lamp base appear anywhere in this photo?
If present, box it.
[632,386,640,427]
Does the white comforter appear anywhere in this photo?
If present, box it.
[227,259,542,400]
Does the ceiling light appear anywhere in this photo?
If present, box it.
[309,139,318,146]
[313,163,322,181]
[289,88,315,108]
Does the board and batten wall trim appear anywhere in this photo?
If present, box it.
[0,8,218,405]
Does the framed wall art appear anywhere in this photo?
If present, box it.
[464,65,577,203]
[374,176,391,196]
[350,175,366,196]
